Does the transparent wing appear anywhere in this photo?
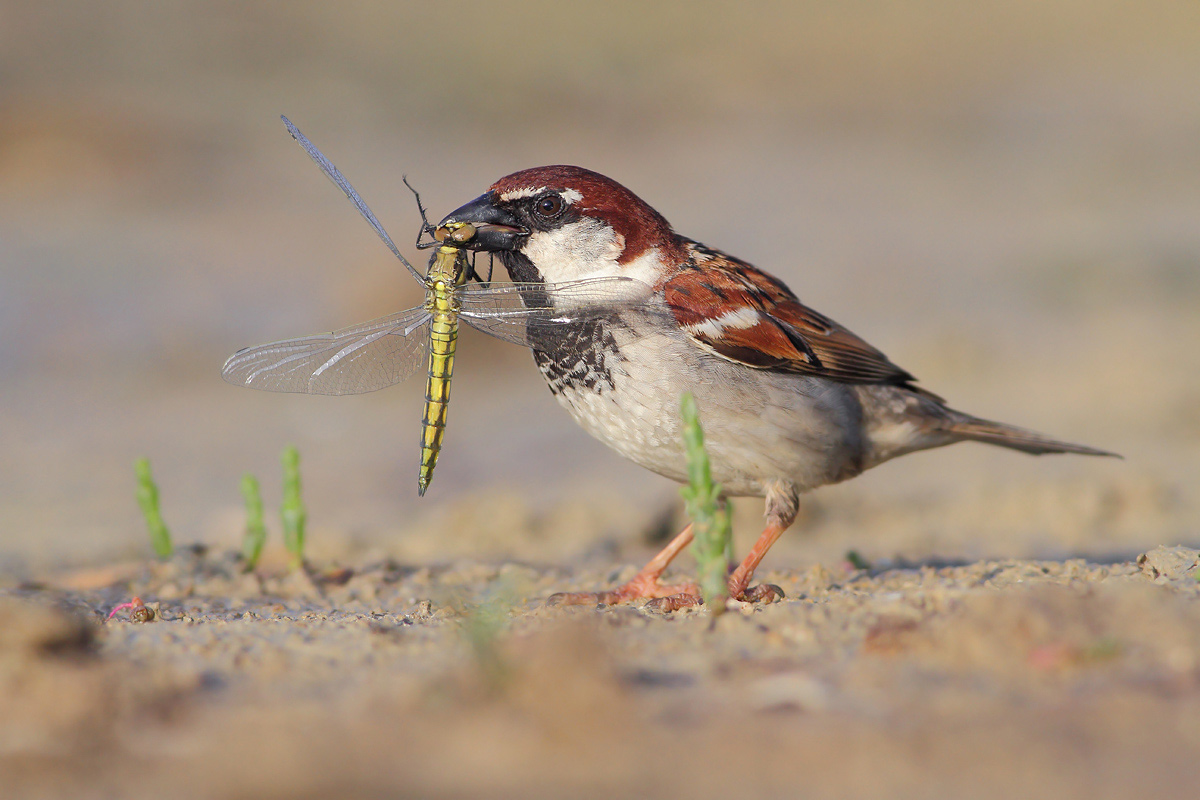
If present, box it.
[457,276,672,346]
[281,115,424,283]
[221,307,432,395]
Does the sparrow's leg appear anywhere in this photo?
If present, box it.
[547,524,698,606]
[726,482,798,602]
[726,522,788,601]
[647,517,790,612]
[550,485,796,609]
[646,520,789,612]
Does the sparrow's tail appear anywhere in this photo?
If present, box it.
[943,414,1120,458]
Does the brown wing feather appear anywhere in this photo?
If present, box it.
[663,241,916,387]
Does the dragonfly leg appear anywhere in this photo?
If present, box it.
[403,176,439,249]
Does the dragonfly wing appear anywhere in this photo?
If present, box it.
[222,307,432,395]
[457,277,670,346]
[281,116,424,283]
[457,298,539,346]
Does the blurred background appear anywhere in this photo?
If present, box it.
[1,0,1197,576]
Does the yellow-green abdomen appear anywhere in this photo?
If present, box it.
[417,308,457,496]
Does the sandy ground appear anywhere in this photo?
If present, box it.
[3,3,1200,798]
[3,544,1200,799]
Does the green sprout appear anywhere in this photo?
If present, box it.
[240,473,267,570]
[844,550,871,571]
[679,393,732,612]
[460,593,512,693]
[134,457,173,558]
[280,445,307,569]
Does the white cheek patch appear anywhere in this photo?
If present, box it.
[523,218,626,283]
[684,306,763,340]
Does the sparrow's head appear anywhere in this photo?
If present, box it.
[438,165,684,285]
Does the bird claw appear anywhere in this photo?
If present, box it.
[544,590,604,608]
[546,575,700,608]
[644,592,703,613]
[644,583,785,613]
[549,581,785,612]
[107,596,155,623]
[739,583,785,604]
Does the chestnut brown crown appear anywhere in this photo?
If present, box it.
[489,165,685,265]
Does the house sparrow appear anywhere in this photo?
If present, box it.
[439,165,1117,609]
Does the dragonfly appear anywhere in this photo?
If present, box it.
[221,116,659,495]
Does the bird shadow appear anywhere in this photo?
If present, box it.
[861,541,1200,577]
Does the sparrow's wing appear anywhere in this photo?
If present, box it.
[664,241,916,386]
[222,307,432,395]
[456,276,668,346]
[281,116,425,283]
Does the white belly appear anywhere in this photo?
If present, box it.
[535,322,868,497]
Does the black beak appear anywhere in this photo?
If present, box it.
[438,193,527,252]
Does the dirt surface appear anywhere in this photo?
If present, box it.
[4,3,1200,798]
[3,546,1200,799]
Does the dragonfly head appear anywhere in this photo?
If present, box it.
[438,194,528,252]
[433,221,476,245]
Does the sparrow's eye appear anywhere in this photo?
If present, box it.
[534,193,565,219]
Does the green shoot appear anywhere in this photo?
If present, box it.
[134,458,173,558]
[460,592,512,693]
[280,445,307,569]
[240,473,267,570]
[679,393,732,612]
[844,550,871,571]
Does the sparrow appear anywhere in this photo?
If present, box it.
[438,165,1118,609]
